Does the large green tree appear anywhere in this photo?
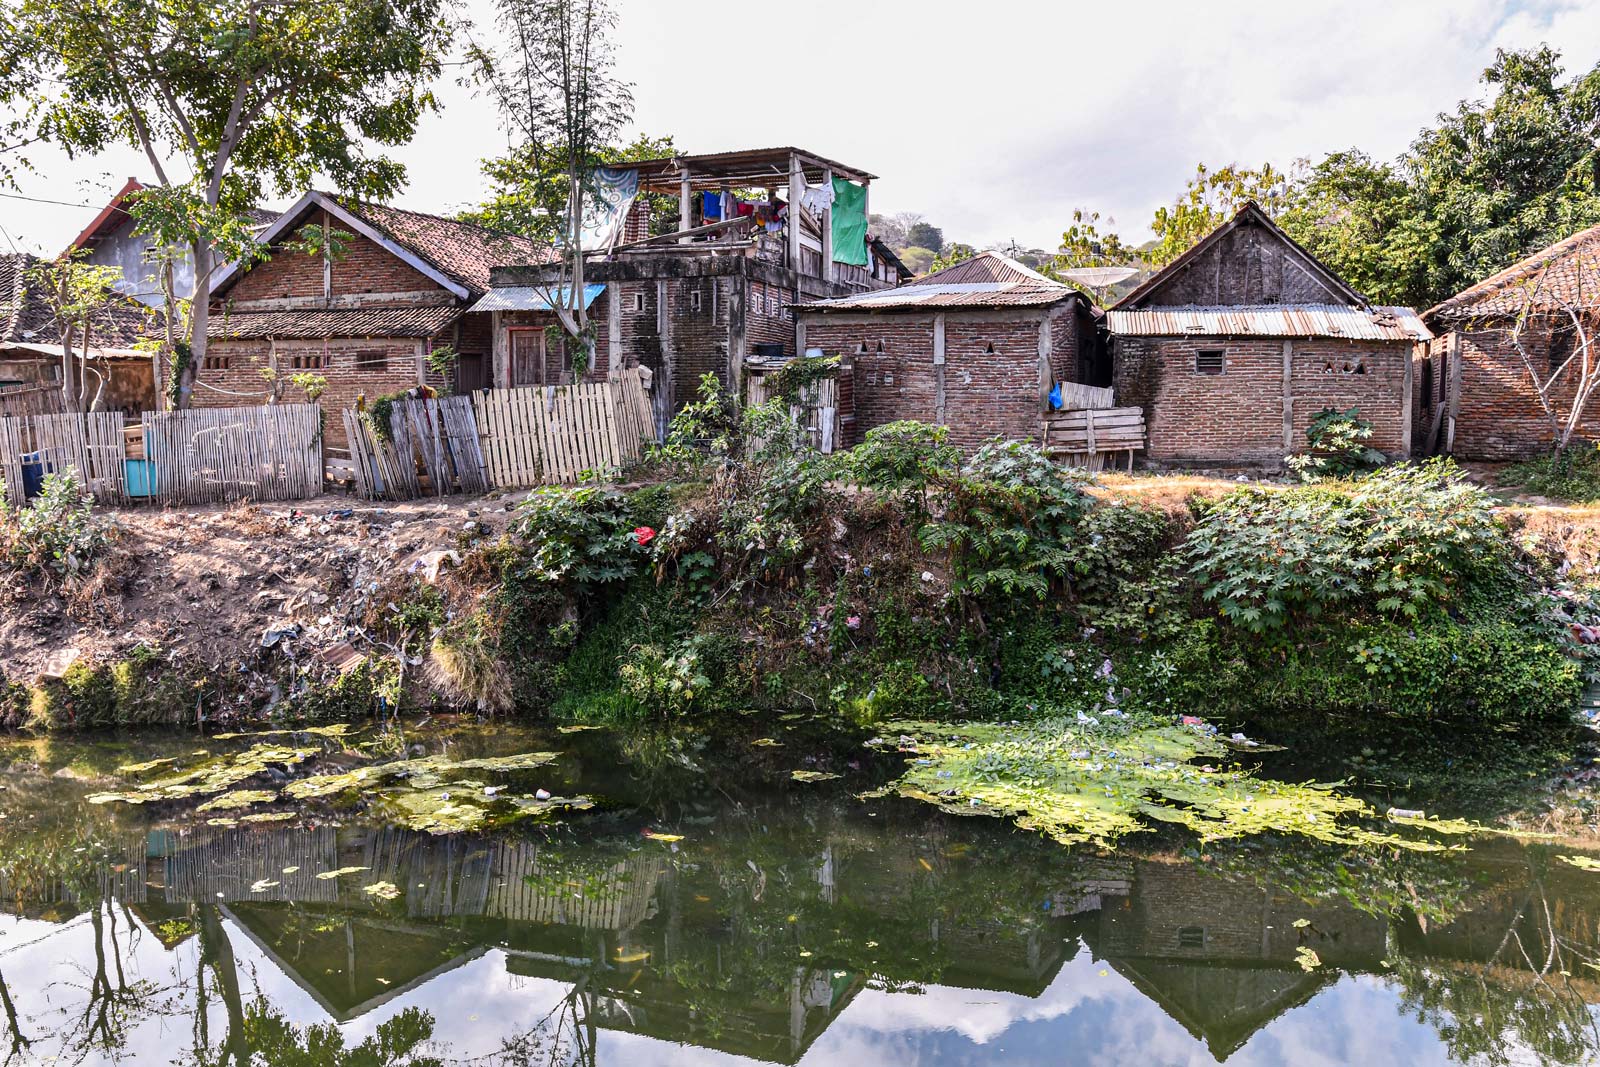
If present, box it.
[0,0,456,408]
[1404,45,1600,304]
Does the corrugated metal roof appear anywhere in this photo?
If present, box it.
[1105,304,1431,342]
[468,284,606,314]
[209,305,462,341]
[797,254,1078,312]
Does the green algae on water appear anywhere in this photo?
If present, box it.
[877,717,1489,852]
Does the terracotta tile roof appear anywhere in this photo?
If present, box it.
[209,305,461,341]
[798,250,1079,312]
[1426,222,1600,323]
[331,197,552,296]
[0,252,154,348]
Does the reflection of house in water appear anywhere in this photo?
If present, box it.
[1070,857,1388,1060]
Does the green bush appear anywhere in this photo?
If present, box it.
[843,420,959,521]
[920,438,1094,602]
[1499,445,1600,502]
[1,469,114,583]
[1287,406,1386,481]
[1184,460,1503,632]
[513,484,653,586]
[1162,617,1580,734]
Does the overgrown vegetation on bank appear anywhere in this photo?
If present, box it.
[6,380,1599,759]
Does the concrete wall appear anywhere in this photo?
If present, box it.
[83,215,196,307]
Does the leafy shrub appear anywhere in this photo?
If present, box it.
[1162,617,1580,734]
[1287,406,1386,480]
[619,637,713,713]
[1065,501,1184,638]
[1184,460,1504,632]
[920,439,1094,602]
[843,420,959,521]
[0,470,114,584]
[513,484,653,586]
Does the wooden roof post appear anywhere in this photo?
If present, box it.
[788,152,804,272]
[678,165,693,244]
[820,166,833,283]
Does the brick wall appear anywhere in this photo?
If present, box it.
[1433,322,1600,459]
[1114,335,1411,465]
[943,318,1044,449]
[200,337,421,449]
[747,279,797,352]
[225,228,451,307]
[801,312,1047,450]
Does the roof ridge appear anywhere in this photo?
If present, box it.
[1426,221,1600,320]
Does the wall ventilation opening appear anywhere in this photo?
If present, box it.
[1196,350,1225,375]
[689,290,703,313]
[631,292,645,313]
[984,343,996,355]
[1178,927,1206,948]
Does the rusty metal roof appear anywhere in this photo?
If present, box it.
[796,252,1078,312]
[1105,304,1431,342]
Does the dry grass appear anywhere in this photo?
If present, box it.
[428,617,513,713]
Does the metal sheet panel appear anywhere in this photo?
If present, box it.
[1104,304,1431,342]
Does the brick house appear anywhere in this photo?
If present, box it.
[482,147,908,435]
[793,251,1099,450]
[1421,221,1600,459]
[1107,203,1430,466]
[203,191,549,447]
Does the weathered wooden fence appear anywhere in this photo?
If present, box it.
[0,383,67,419]
[342,394,489,501]
[141,405,323,504]
[1042,406,1147,471]
[473,368,657,488]
[0,411,129,504]
[746,371,840,453]
[1051,381,1115,410]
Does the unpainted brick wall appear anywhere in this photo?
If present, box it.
[1430,322,1600,459]
[225,229,451,307]
[200,338,421,449]
[801,312,1049,450]
[1114,335,1410,465]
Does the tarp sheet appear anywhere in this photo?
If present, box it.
[830,178,868,266]
[578,167,639,251]
[468,284,607,314]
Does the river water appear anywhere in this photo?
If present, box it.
[1,719,1598,1066]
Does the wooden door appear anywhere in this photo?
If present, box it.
[510,329,546,387]
[455,352,490,394]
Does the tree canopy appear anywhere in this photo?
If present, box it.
[0,0,456,407]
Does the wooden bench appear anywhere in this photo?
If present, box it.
[1042,406,1146,471]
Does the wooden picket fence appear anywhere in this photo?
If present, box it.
[342,394,489,501]
[472,367,656,488]
[1051,381,1115,411]
[141,405,323,504]
[1042,406,1146,471]
[745,370,840,453]
[0,411,128,505]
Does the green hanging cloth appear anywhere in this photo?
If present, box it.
[830,177,869,266]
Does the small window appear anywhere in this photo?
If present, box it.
[1178,927,1206,949]
[632,291,646,313]
[1195,349,1225,375]
[690,290,703,313]
[203,354,230,371]
[355,349,388,372]
[289,352,325,370]
[856,341,869,356]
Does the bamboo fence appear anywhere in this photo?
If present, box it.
[142,404,323,504]
[0,383,67,419]
[0,410,128,505]
[745,371,840,453]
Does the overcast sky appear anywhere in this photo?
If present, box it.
[2,0,1597,257]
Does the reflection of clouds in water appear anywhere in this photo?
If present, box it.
[0,910,1573,1067]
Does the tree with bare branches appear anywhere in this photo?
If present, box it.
[469,0,632,373]
[1506,249,1600,460]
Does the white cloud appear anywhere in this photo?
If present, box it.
[0,0,1593,257]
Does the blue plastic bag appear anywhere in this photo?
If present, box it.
[1048,381,1063,410]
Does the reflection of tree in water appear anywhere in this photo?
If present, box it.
[464,977,597,1067]
[192,1002,442,1067]
[1390,855,1600,1066]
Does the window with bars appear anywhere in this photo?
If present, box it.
[289,352,325,370]
[1195,349,1225,375]
[203,354,230,371]
[354,349,388,371]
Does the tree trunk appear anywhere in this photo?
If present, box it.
[198,905,249,1067]
[178,241,216,411]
